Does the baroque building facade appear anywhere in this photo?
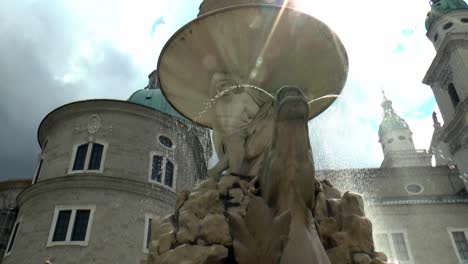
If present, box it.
[1,71,211,264]
[1,1,468,264]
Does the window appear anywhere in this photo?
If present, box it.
[387,138,394,144]
[448,229,468,263]
[405,184,423,195]
[3,216,21,257]
[47,206,95,246]
[398,136,406,140]
[158,135,174,149]
[443,22,453,30]
[0,209,17,255]
[434,33,438,42]
[148,152,176,190]
[374,231,413,263]
[32,159,43,184]
[448,83,461,108]
[143,213,157,253]
[69,142,107,173]
[462,18,468,23]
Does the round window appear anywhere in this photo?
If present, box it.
[406,184,423,194]
[443,22,453,30]
[158,135,173,149]
[461,18,468,23]
[398,136,406,140]
[387,138,394,144]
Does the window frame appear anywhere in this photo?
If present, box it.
[68,141,108,174]
[47,205,96,247]
[143,213,158,253]
[3,216,22,258]
[147,151,177,191]
[157,133,176,150]
[447,228,468,263]
[374,230,414,264]
[32,158,44,184]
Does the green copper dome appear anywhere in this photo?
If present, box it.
[426,0,468,29]
[378,94,411,138]
[128,88,188,121]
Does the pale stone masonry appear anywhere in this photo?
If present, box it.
[1,98,211,264]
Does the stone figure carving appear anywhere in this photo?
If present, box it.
[148,86,389,264]
[254,86,330,263]
[209,72,274,179]
[432,111,440,124]
[87,114,101,135]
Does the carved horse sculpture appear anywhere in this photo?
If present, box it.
[229,86,330,264]
[258,86,330,264]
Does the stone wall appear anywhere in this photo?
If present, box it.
[2,177,174,264]
[37,100,208,191]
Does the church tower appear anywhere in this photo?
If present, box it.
[423,0,468,182]
[378,92,432,167]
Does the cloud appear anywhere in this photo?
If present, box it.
[0,0,145,180]
[151,17,166,36]
[0,0,443,179]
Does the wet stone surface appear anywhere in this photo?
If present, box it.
[148,177,394,264]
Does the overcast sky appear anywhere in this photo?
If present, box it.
[0,0,440,181]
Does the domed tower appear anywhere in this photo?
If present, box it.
[423,0,468,186]
[2,71,211,264]
[378,92,432,168]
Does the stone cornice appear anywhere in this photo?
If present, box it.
[423,36,468,85]
[17,174,177,207]
[37,99,205,148]
[367,194,468,206]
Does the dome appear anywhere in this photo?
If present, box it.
[378,115,410,137]
[128,88,188,121]
[378,95,411,138]
[425,0,468,29]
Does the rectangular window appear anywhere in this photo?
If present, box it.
[392,233,410,261]
[143,213,157,253]
[32,159,43,184]
[0,210,17,252]
[88,144,104,170]
[71,210,91,241]
[146,218,152,250]
[69,142,107,174]
[450,230,468,262]
[374,231,412,263]
[52,210,72,242]
[148,152,176,190]
[151,155,164,182]
[73,144,88,171]
[48,206,95,247]
[164,160,174,187]
[4,216,21,257]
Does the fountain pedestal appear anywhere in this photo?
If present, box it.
[147,1,392,263]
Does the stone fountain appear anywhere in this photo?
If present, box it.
[148,1,393,263]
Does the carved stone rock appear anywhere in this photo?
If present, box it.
[157,244,228,264]
[200,214,232,246]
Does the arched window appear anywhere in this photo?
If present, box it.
[448,83,460,108]
[70,142,106,173]
[149,152,176,190]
